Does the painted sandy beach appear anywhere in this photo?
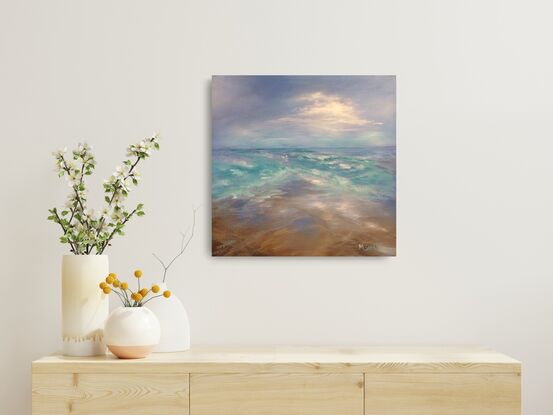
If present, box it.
[212,76,396,256]
[212,147,395,256]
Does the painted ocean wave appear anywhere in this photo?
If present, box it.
[212,147,396,203]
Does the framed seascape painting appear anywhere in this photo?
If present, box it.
[211,75,396,256]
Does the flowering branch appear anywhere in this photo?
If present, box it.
[52,208,76,253]
[48,134,160,255]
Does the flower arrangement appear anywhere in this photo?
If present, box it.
[100,269,171,307]
[47,134,160,255]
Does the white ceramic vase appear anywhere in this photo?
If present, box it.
[62,255,109,356]
[146,282,190,352]
[104,307,160,359]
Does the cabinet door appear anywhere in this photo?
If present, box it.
[190,373,363,415]
[365,373,521,415]
[32,373,189,415]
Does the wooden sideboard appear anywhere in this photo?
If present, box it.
[32,346,521,415]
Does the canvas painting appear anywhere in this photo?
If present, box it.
[212,75,396,256]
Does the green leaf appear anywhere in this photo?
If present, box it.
[105,196,110,203]
[136,203,144,210]
[136,211,145,217]
[61,210,69,216]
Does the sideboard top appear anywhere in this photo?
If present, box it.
[32,346,521,374]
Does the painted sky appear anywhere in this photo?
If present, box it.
[212,75,395,149]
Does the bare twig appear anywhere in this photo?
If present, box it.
[152,207,197,283]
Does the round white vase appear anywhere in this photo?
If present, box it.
[104,307,160,359]
[146,282,190,352]
[61,255,109,356]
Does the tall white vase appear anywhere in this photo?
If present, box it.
[62,255,109,356]
[146,282,190,352]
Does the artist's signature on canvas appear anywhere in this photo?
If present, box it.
[358,243,378,252]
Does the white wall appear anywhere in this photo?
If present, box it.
[1,0,552,413]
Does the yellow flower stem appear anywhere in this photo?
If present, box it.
[119,287,131,306]
[137,288,151,307]
[140,294,163,306]
[111,289,127,306]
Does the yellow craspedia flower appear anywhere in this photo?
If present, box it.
[102,286,112,294]
[134,269,142,278]
[135,293,143,301]
[106,275,115,284]
[113,280,120,288]
[99,282,107,289]
[151,284,160,294]
[120,282,129,290]
[139,288,148,297]
[108,272,117,279]
[130,292,138,301]
[163,290,171,298]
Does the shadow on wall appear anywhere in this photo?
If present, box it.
[205,78,213,255]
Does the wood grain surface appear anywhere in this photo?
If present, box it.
[32,346,521,375]
[190,373,363,415]
[365,373,521,415]
[32,373,189,415]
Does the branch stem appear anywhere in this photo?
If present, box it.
[53,210,76,253]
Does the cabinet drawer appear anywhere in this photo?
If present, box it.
[190,373,363,415]
[365,373,521,415]
[32,373,189,415]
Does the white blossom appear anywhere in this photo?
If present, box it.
[68,170,82,183]
[82,208,95,222]
[122,178,134,192]
[65,195,76,209]
[52,147,67,158]
[111,211,124,222]
[114,165,128,180]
